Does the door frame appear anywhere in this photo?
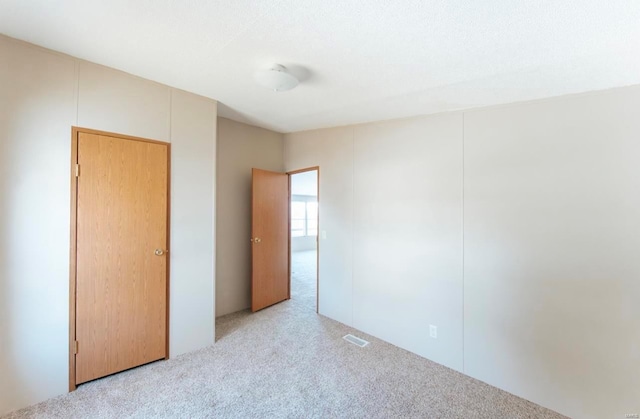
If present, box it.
[286,166,320,313]
[68,126,171,391]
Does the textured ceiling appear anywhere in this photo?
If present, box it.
[1,0,639,133]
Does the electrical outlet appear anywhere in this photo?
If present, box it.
[429,325,437,339]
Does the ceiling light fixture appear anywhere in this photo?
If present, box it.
[254,64,299,92]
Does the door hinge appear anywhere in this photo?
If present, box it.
[74,341,79,354]
[75,164,80,177]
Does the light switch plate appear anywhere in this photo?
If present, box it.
[429,325,437,339]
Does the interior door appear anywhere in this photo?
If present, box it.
[251,168,289,311]
[74,131,169,384]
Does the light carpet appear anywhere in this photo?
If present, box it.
[290,250,317,312]
[4,250,565,418]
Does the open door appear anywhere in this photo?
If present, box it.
[251,168,289,311]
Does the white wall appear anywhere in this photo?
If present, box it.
[284,85,640,419]
[0,36,216,415]
[290,171,318,253]
[216,117,284,317]
[291,236,317,252]
[290,170,317,196]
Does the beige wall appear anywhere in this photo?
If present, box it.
[353,115,464,371]
[0,36,216,415]
[216,118,284,317]
[169,90,216,357]
[1,36,77,417]
[285,127,354,324]
[285,116,463,371]
[463,88,640,419]
[284,85,640,419]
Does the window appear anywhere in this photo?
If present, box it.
[291,199,318,237]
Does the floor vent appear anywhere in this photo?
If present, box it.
[343,334,369,347]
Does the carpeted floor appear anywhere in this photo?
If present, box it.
[290,250,317,312]
[4,250,566,419]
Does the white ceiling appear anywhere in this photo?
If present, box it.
[291,170,317,197]
[1,1,639,133]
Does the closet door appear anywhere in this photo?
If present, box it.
[73,130,169,385]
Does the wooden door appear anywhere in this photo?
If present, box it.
[251,168,289,311]
[74,130,169,385]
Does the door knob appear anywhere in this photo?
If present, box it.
[251,237,262,243]
[154,249,167,256]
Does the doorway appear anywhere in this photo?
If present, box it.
[288,168,319,312]
[250,166,319,313]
